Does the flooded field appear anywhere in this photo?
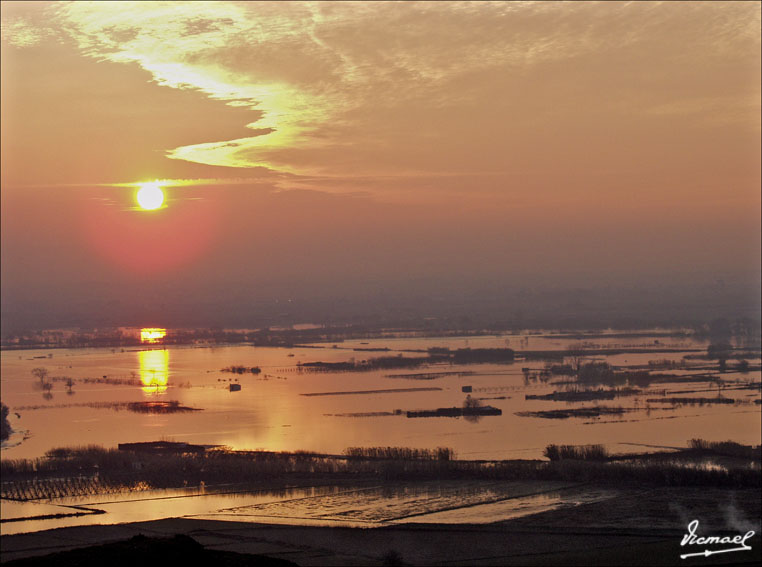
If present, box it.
[1,329,760,536]
[0,479,617,535]
[2,331,760,462]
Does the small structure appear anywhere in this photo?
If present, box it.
[229,383,241,392]
[461,385,473,393]
[118,441,206,454]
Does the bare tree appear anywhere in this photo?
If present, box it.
[566,346,587,378]
[31,367,49,385]
[463,394,483,424]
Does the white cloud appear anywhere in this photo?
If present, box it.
[19,1,760,177]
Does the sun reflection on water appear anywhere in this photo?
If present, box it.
[140,328,166,344]
[139,349,169,394]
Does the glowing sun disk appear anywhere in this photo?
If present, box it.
[140,328,166,343]
[136,182,165,210]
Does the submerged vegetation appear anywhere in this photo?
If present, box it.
[12,401,200,414]
[76,376,142,386]
[575,362,657,387]
[123,401,201,414]
[299,348,515,373]
[222,365,262,374]
[525,388,641,402]
[406,406,502,418]
[516,406,632,419]
[645,396,737,405]
[385,371,476,380]
[301,387,441,397]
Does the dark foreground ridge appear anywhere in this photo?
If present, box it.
[2,533,297,567]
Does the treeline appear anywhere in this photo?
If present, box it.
[343,447,455,461]
[516,406,630,419]
[645,397,737,406]
[526,388,641,402]
[2,440,760,502]
[572,362,676,387]
[544,439,762,465]
[688,438,762,460]
[570,358,760,389]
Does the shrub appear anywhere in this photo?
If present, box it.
[544,444,609,461]
[1,402,12,441]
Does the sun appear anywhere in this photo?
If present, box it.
[136,182,165,210]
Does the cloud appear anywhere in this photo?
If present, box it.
[0,2,51,48]
[6,1,760,188]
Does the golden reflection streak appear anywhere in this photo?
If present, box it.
[139,349,169,394]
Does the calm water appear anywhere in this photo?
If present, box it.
[0,479,622,535]
[2,331,759,461]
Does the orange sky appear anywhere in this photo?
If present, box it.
[1,1,760,330]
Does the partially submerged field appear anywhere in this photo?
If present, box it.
[2,486,760,565]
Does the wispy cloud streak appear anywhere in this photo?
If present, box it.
[4,1,759,183]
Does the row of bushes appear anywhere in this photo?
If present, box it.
[688,438,762,460]
[545,440,762,464]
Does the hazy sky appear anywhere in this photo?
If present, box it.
[1,1,760,330]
